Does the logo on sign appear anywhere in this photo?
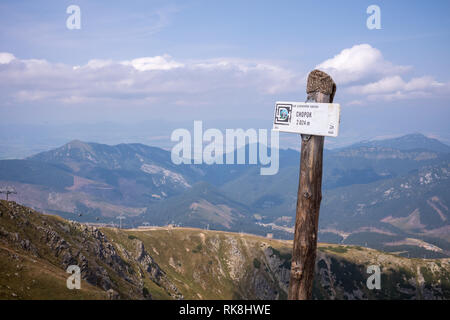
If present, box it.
[274,104,292,125]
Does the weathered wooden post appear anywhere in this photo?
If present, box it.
[272,69,338,299]
[288,70,336,299]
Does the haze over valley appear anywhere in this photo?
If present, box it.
[1,133,448,259]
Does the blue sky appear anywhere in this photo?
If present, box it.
[0,0,450,150]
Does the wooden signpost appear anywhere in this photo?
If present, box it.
[273,69,338,300]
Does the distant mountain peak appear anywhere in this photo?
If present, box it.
[407,132,428,138]
[66,139,86,145]
[27,139,101,166]
[349,133,450,153]
[64,139,92,150]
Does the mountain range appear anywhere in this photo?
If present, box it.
[0,133,449,258]
[1,200,449,300]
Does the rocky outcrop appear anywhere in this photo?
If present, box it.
[133,239,183,299]
[1,200,449,300]
[0,201,145,299]
[0,225,39,257]
[263,246,290,292]
[225,237,246,281]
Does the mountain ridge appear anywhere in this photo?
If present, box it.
[346,133,450,153]
[1,200,449,300]
[0,133,449,258]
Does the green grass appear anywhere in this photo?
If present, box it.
[0,247,106,300]
[323,246,349,254]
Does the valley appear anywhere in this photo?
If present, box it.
[0,133,449,258]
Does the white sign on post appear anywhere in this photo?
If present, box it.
[272,101,340,137]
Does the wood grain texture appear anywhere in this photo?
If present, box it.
[288,70,336,300]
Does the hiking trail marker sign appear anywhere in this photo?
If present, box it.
[273,101,340,137]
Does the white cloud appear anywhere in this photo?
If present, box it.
[1,45,448,108]
[316,44,410,84]
[348,75,444,95]
[121,55,184,71]
[84,59,114,69]
[346,75,448,101]
[0,52,305,106]
[404,76,444,91]
[0,52,15,64]
[316,44,450,103]
[347,76,403,95]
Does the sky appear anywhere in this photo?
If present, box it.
[0,0,450,154]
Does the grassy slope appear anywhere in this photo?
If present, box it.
[104,228,293,299]
[1,200,449,300]
[105,227,450,300]
[0,200,137,300]
[0,201,106,299]
[0,245,106,300]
